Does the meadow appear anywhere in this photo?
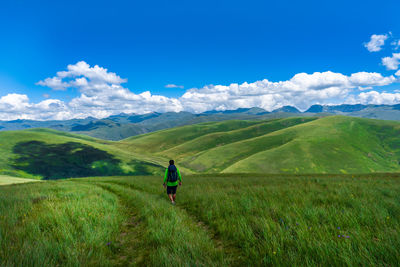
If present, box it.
[1,173,400,266]
[2,116,400,180]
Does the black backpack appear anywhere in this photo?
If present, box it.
[167,165,178,182]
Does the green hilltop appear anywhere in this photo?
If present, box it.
[122,116,400,174]
[1,115,399,179]
[0,128,166,179]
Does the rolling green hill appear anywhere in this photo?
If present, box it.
[121,116,400,174]
[2,104,400,141]
[1,116,399,179]
[0,128,166,179]
[119,119,263,153]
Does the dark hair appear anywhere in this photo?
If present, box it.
[169,160,174,165]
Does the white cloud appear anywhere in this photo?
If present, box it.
[1,61,398,120]
[0,93,71,121]
[36,77,70,91]
[395,70,400,76]
[180,71,396,112]
[356,91,400,105]
[391,40,400,50]
[56,61,127,84]
[364,34,388,52]
[37,61,127,94]
[0,93,30,112]
[349,72,395,86]
[37,61,183,118]
[165,84,184,89]
[382,53,400,70]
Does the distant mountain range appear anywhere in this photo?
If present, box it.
[1,104,400,140]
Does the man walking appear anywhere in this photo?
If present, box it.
[163,160,182,205]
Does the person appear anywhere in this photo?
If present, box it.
[163,160,182,205]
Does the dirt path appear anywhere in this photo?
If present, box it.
[0,175,40,186]
[93,181,232,266]
[95,183,147,266]
[104,180,237,254]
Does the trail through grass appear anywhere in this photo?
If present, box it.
[1,174,400,266]
[93,181,228,266]
[0,175,40,185]
[81,174,400,266]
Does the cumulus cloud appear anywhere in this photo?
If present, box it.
[396,70,400,76]
[2,61,399,120]
[382,53,400,70]
[0,93,30,112]
[356,91,400,105]
[56,61,127,84]
[348,72,395,86]
[165,84,184,89]
[35,61,183,119]
[37,61,127,93]
[0,93,71,121]
[364,34,388,52]
[36,77,69,91]
[180,71,396,112]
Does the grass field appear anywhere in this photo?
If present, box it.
[1,174,399,266]
[1,116,400,179]
[0,128,167,179]
[123,116,400,174]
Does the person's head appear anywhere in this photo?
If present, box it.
[169,159,174,165]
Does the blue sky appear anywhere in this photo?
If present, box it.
[0,0,400,120]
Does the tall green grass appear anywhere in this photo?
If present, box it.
[85,174,400,266]
[93,182,227,266]
[0,181,124,266]
[1,174,400,266]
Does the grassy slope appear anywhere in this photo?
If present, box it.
[224,116,400,173]
[0,128,166,178]
[2,116,400,178]
[119,120,262,153]
[160,117,317,162]
[1,120,265,178]
[1,174,400,266]
[120,117,316,172]
[178,118,314,172]
[122,116,400,174]
[73,122,148,141]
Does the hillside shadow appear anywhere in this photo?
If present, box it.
[12,141,125,179]
[129,159,163,175]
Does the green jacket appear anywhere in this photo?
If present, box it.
[163,166,182,186]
